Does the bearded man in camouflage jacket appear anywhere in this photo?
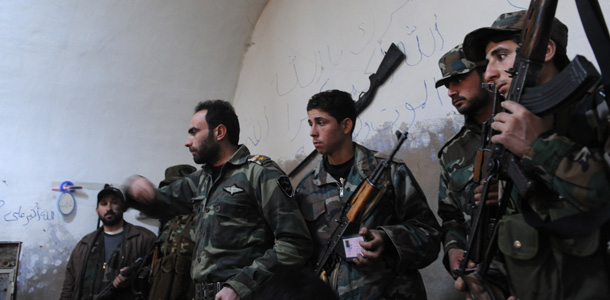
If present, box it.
[126,100,312,300]
[435,44,495,277]
[295,89,441,299]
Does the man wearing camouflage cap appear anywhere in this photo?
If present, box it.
[461,10,610,300]
[435,44,496,280]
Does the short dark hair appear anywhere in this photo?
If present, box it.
[194,100,240,146]
[306,90,357,133]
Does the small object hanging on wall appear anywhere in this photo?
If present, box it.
[53,181,81,216]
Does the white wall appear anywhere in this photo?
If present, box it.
[1,0,609,299]
[235,0,609,160]
[0,0,268,298]
[234,0,610,299]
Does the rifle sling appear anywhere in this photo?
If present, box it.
[519,55,600,115]
[576,0,610,94]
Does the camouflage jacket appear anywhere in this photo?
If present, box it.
[156,213,197,257]
[520,87,610,210]
[149,145,313,299]
[436,117,481,272]
[295,143,441,300]
[147,213,197,300]
[498,86,610,299]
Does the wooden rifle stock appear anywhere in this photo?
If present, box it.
[314,130,409,279]
[346,180,379,222]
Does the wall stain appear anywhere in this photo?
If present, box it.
[16,223,75,298]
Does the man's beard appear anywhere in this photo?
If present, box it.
[100,210,123,227]
[457,88,491,116]
[193,133,220,165]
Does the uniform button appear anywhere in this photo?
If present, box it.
[513,240,522,249]
[215,206,221,212]
[204,207,210,213]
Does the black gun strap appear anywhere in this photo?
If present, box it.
[576,0,610,94]
[521,197,610,239]
[519,55,600,116]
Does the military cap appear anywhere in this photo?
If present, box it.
[463,10,568,62]
[435,44,486,88]
[159,164,197,188]
[97,183,125,204]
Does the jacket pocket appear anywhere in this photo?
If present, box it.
[210,197,261,249]
[498,213,539,260]
[549,205,599,257]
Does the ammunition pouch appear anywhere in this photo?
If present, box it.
[498,212,608,297]
[148,252,194,300]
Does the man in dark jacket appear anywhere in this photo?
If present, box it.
[60,184,156,300]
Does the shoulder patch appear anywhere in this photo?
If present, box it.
[248,154,271,166]
[277,175,293,198]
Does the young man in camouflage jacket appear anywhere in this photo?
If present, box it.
[461,10,610,300]
[295,90,441,299]
[126,100,312,300]
[435,44,496,278]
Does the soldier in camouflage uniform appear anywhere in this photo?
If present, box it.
[147,164,198,300]
[126,100,312,300]
[460,10,610,300]
[435,44,495,278]
[295,90,441,299]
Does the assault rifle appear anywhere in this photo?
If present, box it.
[288,43,406,178]
[314,130,409,279]
[97,252,153,300]
[458,0,601,299]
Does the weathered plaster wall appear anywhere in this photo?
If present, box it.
[234,0,610,299]
[0,0,268,298]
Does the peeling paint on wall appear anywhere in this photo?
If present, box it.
[16,223,75,299]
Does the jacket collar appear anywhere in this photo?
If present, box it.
[200,144,251,172]
[312,143,379,186]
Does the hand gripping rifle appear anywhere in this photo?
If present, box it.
[314,130,409,280]
[458,0,602,299]
[288,44,406,178]
[456,1,558,299]
[97,250,154,300]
